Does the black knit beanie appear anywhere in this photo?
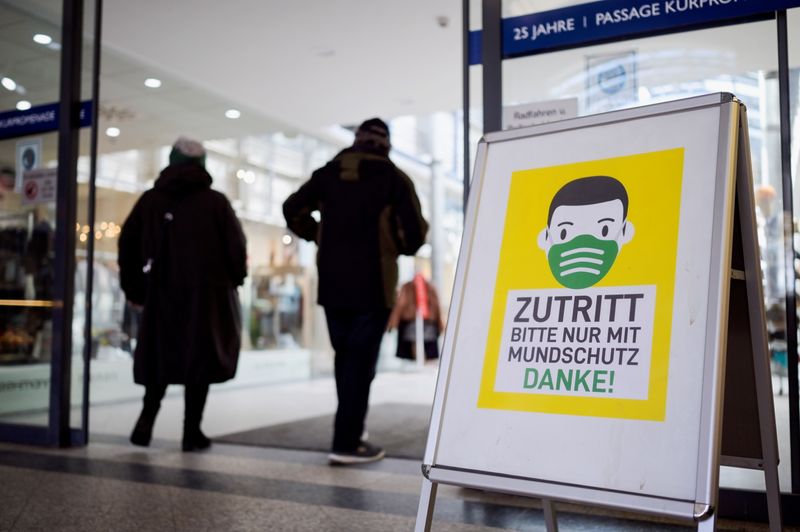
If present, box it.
[353,118,390,155]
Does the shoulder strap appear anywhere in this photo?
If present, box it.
[143,193,180,278]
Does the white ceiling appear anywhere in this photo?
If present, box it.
[2,0,467,153]
[4,0,799,158]
[101,0,463,134]
[0,0,303,159]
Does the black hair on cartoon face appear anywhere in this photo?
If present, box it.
[547,175,629,226]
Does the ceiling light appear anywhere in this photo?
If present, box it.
[225,109,241,119]
[105,127,120,138]
[16,100,31,111]
[1,77,17,91]
[282,234,293,245]
[33,33,52,45]
[144,78,161,88]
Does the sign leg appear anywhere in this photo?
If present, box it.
[754,299,783,532]
[415,478,438,532]
[764,463,782,532]
[542,499,558,532]
[696,513,716,532]
[734,109,783,532]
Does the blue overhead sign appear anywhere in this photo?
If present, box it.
[469,0,800,65]
[0,101,92,141]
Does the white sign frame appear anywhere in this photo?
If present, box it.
[418,94,753,526]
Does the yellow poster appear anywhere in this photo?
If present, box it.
[478,148,684,421]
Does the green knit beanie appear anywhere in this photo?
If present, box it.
[169,136,206,167]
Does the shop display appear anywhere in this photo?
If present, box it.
[249,265,304,349]
[73,257,129,360]
[0,209,54,366]
[0,326,33,363]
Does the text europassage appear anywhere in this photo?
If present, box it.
[514,0,744,41]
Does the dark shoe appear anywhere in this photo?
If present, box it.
[328,441,385,465]
[130,416,154,447]
[182,429,212,452]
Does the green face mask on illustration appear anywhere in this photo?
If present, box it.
[547,233,619,289]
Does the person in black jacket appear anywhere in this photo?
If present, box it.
[118,137,247,451]
[283,118,428,465]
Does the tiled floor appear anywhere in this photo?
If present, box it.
[76,365,794,494]
[88,366,440,442]
[0,367,792,530]
[0,438,778,531]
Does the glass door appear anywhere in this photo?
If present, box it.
[0,0,98,446]
[0,0,65,443]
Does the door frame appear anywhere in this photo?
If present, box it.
[0,0,100,448]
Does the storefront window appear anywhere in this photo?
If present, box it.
[0,12,470,430]
[74,134,325,406]
[68,82,466,411]
[0,0,63,427]
[0,145,58,426]
[790,10,800,279]
[787,4,800,493]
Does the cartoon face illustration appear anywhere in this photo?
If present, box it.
[537,176,634,289]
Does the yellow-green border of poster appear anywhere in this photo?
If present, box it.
[477,148,685,421]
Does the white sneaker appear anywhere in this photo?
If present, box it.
[328,441,385,465]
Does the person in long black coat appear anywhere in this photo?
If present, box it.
[118,137,247,451]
